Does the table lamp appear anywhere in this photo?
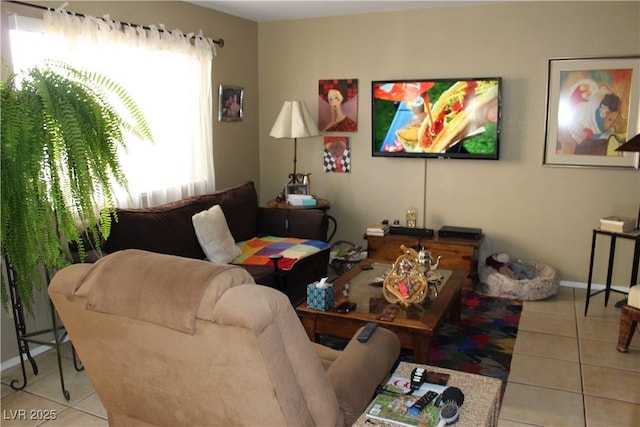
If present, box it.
[269,100,320,184]
[615,133,640,229]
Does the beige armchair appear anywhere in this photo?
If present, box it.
[49,249,400,426]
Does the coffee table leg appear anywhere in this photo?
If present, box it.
[412,335,430,364]
[300,316,318,342]
[450,292,462,323]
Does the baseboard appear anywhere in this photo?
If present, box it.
[1,335,71,372]
[1,344,52,372]
[560,280,629,293]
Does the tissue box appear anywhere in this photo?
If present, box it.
[306,282,334,311]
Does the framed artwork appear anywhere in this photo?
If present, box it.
[323,136,351,173]
[543,56,640,168]
[318,79,358,132]
[286,183,309,196]
[218,85,244,122]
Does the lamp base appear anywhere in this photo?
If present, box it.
[288,173,305,184]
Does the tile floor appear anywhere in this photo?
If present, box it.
[1,286,638,426]
[498,287,640,426]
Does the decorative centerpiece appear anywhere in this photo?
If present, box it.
[383,245,443,306]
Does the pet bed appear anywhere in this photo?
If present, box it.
[479,260,559,300]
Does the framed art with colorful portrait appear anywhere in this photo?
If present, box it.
[318,79,358,132]
[543,56,640,168]
[323,136,351,173]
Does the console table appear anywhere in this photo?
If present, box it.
[366,233,484,290]
[584,228,640,316]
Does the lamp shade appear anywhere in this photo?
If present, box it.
[616,133,640,152]
[269,101,320,139]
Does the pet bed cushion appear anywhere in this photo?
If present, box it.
[479,260,559,300]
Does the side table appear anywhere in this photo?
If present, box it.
[266,198,336,241]
[353,362,502,427]
[584,228,640,316]
[267,198,331,211]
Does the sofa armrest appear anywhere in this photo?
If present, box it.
[257,207,328,241]
[325,326,401,426]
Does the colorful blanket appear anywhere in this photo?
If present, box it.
[233,236,329,271]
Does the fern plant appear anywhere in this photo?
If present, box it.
[1,61,152,311]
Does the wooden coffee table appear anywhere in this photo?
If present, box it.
[296,259,466,363]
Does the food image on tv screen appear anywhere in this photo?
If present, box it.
[372,78,501,159]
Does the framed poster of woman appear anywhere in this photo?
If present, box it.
[318,79,358,132]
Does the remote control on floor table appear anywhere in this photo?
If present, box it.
[408,390,439,416]
[357,322,378,343]
[410,367,427,391]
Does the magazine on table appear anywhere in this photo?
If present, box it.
[365,375,447,427]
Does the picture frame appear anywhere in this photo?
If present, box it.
[323,136,351,173]
[318,79,358,132]
[286,183,309,196]
[218,84,244,122]
[543,56,640,169]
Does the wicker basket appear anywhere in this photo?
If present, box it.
[329,240,366,275]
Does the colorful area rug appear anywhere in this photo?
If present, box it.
[419,291,522,400]
[319,291,521,400]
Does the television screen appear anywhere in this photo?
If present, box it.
[372,78,502,159]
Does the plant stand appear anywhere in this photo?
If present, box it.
[5,259,82,401]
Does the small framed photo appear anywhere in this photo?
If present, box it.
[218,85,244,122]
[286,183,309,196]
[543,56,640,168]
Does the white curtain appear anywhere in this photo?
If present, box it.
[12,10,216,208]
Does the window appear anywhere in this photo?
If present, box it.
[8,12,215,208]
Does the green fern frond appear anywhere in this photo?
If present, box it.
[1,61,153,312]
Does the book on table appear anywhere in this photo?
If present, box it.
[364,375,447,427]
[366,223,390,236]
[599,215,636,233]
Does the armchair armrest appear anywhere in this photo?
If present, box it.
[257,207,328,241]
[325,326,401,426]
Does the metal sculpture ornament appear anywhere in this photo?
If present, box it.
[383,245,443,306]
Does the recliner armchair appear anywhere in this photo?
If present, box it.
[49,249,400,426]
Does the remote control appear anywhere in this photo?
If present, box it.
[357,322,378,343]
[408,390,439,416]
[410,367,427,391]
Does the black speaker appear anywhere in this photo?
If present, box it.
[438,225,482,240]
[389,226,434,237]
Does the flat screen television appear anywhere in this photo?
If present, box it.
[372,78,502,159]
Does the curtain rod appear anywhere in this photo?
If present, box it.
[7,0,224,47]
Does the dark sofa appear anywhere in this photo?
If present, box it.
[92,181,330,305]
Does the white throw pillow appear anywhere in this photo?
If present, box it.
[192,205,241,264]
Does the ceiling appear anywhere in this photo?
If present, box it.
[186,1,495,23]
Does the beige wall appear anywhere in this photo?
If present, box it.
[258,1,640,287]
